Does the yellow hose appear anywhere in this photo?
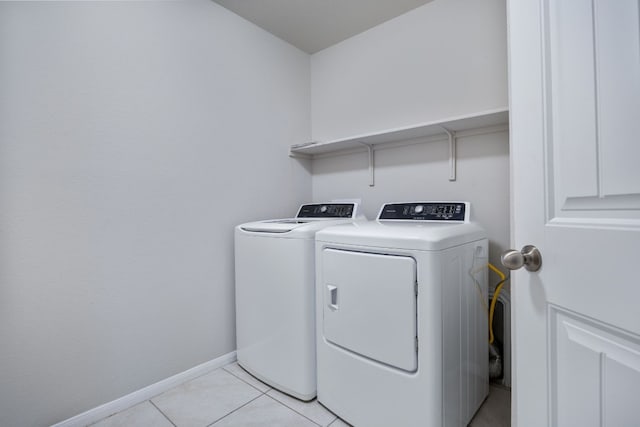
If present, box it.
[487,263,507,345]
[488,262,505,282]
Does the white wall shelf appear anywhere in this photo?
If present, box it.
[290,108,509,186]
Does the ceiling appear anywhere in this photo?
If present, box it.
[211,0,434,54]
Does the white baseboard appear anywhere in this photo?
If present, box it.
[52,351,237,427]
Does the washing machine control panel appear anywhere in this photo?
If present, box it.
[378,202,468,222]
[297,203,356,218]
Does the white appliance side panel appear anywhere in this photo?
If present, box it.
[442,252,462,426]
[442,242,489,425]
[234,232,316,399]
[469,243,489,420]
[322,248,417,371]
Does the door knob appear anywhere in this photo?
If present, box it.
[501,245,542,272]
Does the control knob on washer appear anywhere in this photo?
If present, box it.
[320,205,328,213]
[414,205,424,214]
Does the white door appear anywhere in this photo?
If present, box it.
[508,0,640,426]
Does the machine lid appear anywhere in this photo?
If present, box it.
[316,201,483,250]
[238,203,363,235]
[316,221,486,251]
[239,220,308,233]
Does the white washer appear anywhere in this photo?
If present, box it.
[235,203,364,400]
[315,202,489,426]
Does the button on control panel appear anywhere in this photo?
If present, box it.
[297,203,356,218]
[378,202,467,221]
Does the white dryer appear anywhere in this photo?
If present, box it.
[235,203,364,401]
[315,202,489,427]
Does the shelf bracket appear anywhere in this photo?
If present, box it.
[358,142,375,187]
[440,126,457,181]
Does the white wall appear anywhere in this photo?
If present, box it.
[0,2,310,426]
[309,0,509,269]
[311,0,508,142]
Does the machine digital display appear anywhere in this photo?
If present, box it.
[297,204,355,218]
[378,202,466,221]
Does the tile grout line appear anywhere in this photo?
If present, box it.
[204,392,267,427]
[221,364,338,426]
[149,400,178,427]
[263,393,332,427]
[222,365,273,394]
[327,418,346,427]
[145,366,267,427]
[315,400,341,426]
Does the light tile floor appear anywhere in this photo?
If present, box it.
[91,362,510,427]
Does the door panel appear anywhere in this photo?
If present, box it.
[321,249,417,372]
[548,0,640,220]
[544,0,640,330]
[508,0,640,425]
[550,308,640,426]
